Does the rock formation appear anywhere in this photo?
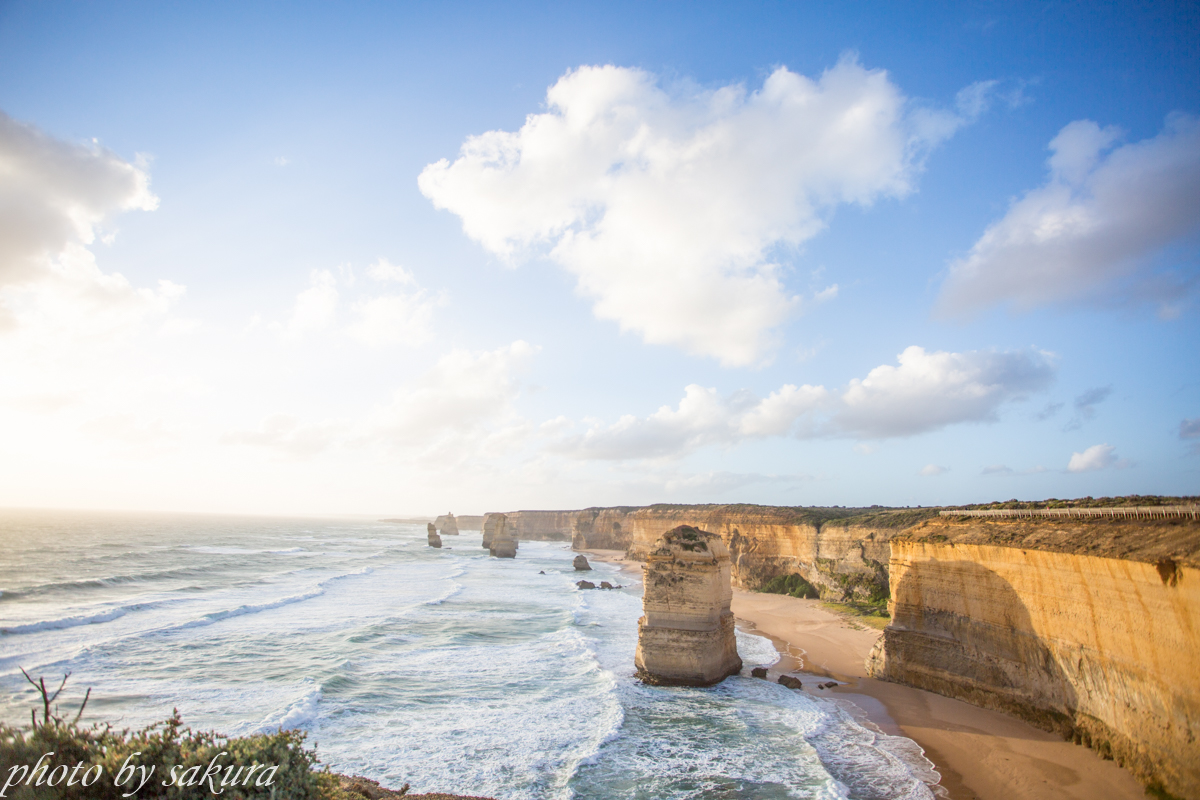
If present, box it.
[486,514,518,559]
[573,555,591,571]
[869,537,1200,799]
[434,513,460,535]
[634,525,742,687]
[778,675,803,690]
[481,513,500,549]
[426,523,442,548]
[576,580,595,590]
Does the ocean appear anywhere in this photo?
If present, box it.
[0,510,939,800]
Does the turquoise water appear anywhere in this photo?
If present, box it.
[0,510,937,799]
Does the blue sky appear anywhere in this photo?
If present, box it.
[0,1,1197,515]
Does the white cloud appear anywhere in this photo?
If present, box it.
[0,111,158,286]
[552,382,827,460]
[366,258,417,285]
[420,58,972,366]
[550,345,1052,460]
[275,262,441,346]
[347,292,438,348]
[0,112,179,345]
[919,464,948,476]
[225,341,539,461]
[222,414,345,457]
[280,269,339,338]
[1180,418,1200,440]
[360,340,537,453]
[1066,443,1119,473]
[834,346,1055,438]
[938,113,1200,316]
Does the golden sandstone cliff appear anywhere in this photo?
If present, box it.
[868,515,1200,799]
[634,526,742,686]
[490,501,1198,796]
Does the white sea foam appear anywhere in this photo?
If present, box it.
[0,606,129,636]
[737,626,782,667]
[248,681,323,734]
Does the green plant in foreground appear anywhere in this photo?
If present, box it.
[1,671,343,800]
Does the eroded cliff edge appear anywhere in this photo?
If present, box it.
[867,517,1200,799]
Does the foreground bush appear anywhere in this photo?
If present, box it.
[0,673,345,800]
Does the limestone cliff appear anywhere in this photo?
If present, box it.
[501,510,577,541]
[434,514,460,535]
[567,504,925,602]
[869,531,1200,799]
[456,515,484,531]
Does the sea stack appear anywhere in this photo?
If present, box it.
[573,555,592,571]
[481,513,500,549]
[634,525,742,686]
[434,513,460,535]
[426,523,442,548]
[487,514,518,558]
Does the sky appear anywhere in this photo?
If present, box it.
[0,1,1197,516]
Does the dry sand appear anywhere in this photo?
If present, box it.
[584,549,1147,800]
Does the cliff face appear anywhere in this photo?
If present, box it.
[502,510,577,541]
[456,515,484,531]
[567,505,911,601]
[869,540,1200,798]
[434,514,459,535]
[634,526,742,686]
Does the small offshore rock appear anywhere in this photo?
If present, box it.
[573,555,592,571]
[427,523,442,549]
[751,667,768,679]
[538,570,546,574]
[778,675,803,690]
[600,581,614,589]
[577,580,596,589]
[821,681,838,689]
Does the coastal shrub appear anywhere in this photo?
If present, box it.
[759,573,820,599]
[0,673,339,800]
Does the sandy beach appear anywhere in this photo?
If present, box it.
[583,549,1146,800]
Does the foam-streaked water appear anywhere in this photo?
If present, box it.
[0,510,937,799]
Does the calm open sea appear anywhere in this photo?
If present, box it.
[0,510,938,799]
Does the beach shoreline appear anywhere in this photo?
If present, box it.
[582,548,1146,800]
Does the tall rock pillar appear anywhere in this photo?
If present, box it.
[426,523,442,548]
[487,514,518,559]
[634,525,742,686]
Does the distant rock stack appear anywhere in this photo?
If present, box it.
[481,513,500,549]
[573,555,592,571]
[488,514,518,559]
[634,525,742,686]
[426,523,442,548]
[434,513,460,535]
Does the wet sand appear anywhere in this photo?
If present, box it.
[583,549,1146,800]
